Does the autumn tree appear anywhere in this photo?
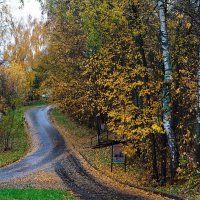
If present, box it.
[38,0,200,183]
[2,18,46,104]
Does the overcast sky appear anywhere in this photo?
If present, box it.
[6,0,44,23]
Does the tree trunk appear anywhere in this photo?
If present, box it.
[195,47,200,164]
[96,116,101,146]
[158,0,179,179]
[160,134,167,184]
[150,133,159,180]
[127,1,160,176]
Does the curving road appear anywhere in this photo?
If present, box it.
[0,106,146,199]
[0,106,66,180]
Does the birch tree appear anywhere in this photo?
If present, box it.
[158,0,179,179]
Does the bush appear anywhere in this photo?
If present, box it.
[0,110,16,151]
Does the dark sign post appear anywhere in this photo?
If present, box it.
[111,143,127,172]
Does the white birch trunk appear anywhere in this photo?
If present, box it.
[158,0,179,177]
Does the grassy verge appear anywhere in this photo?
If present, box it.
[0,188,75,200]
[51,109,94,138]
[26,101,47,107]
[51,109,200,200]
[0,103,46,168]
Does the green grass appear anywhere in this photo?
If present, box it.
[26,101,47,107]
[52,109,93,138]
[0,188,75,200]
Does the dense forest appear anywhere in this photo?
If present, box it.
[0,0,200,189]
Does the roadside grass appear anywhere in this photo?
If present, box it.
[0,102,47,168]
[51,109,93,138]
[51,108,200,200]
[0,188,75,200]
[26,101,47,107]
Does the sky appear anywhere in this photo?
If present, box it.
[6,0,44,23]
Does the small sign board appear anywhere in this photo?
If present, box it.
[111,143,127,172]
[113,144,125,163]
